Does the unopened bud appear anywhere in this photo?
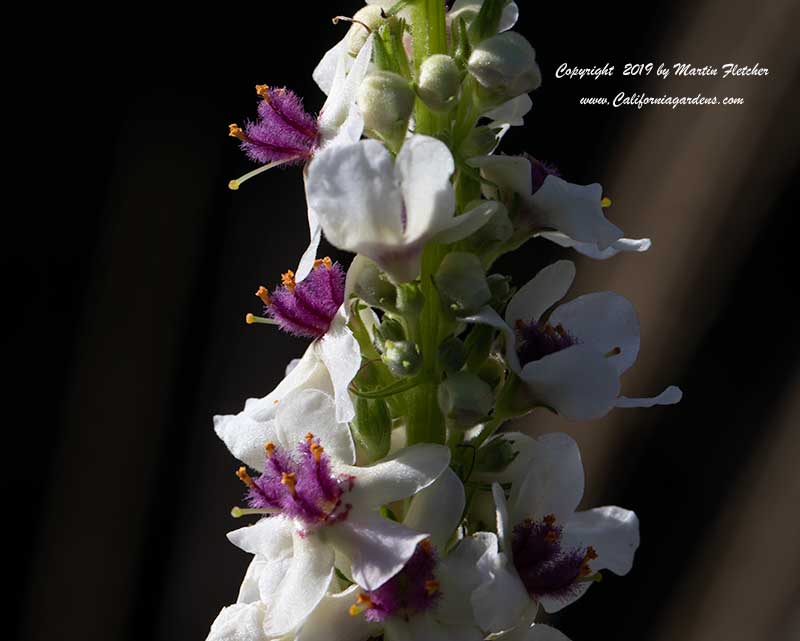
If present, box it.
[468,32,541,99]
[396,283,424,317]
[357,71,415,147]
[475,355,506,389]
[347,6,384,57]
[382,340,422,377]
[417,54,461,112]
[487,273,513,307]
[352,257,397,311]
[474,436,519,474]
[438,336,467,375]
[351,397,392,462]
[434,252,492,316]
[460,126,501,158]
[438,371,494,428]
[375,316,406,350]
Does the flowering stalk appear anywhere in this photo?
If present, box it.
[208,2,681,641]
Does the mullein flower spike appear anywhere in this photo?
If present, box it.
[209,3,682,641]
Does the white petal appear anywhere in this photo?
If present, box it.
[308,139,405,251]
[295,585,379,641]
[395,135,456,243]
[449,1,519,32]
[237,556,268,604]
[319,35,374,142]
[461,306,520,374]
[313,39,347,96]
[483,94,533,127]
[501,623,573,641]
[314,312,361,423]
[530,176,622,249]
[326,509,428,590]
[520,345,620,420]
[616,385,683,407]
[436,533,496,624]
[259,534,336,636]
[504,260,575,326]
[213,413,280,473]
[343,443,451,508]
[433,200,499,244]
[294,180,322,282]
[508,433,584,526]
[404,467,465,550]
[386,613,483,641]
[227,516,294,559]
[469,155,532,200]
[538,231,651,259]
[562,506,640,575]
[206,603,267,641]
[481,431,538,484]
[492,482,512,554]
[275,389,356,464]
[549,292,640,375]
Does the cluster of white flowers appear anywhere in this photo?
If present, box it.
[211,2,681,640]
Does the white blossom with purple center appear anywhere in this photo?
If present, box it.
[465,259,682,420]
[470,153,651,259]
[469,433,639,633]
[216,388,451,637]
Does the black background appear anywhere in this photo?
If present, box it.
[10,2,799,640]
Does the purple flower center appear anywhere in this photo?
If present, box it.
[352,541,441,623]
[242,433,353,528]
[511,515,599,602]
[258,258,345,339]
[230,85,320,166]
[515,318,577,366]
[525,155,561,194]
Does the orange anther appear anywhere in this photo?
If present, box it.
[264,441,276,457]
[236,466,255,488]
[281,472,297,497]
[256,286,271,306]
[228,123,247,141]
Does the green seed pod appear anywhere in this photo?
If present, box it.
[351,256,397,311]
[487,273,513,307]
[476,355,506,390]
[376,316,406,346]
[396,282,424,317]
[351,397,392,462]
[468,32,542,99]
[382,340,423,377]
[437,371,495,428]
[438,336,468,375]
[434,252,492,316]
[357,71,415,148]
[417,54,461,111]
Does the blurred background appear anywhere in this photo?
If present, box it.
[9,1,800,639]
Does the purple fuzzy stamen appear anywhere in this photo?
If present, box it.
[245,435,351,528]
[263,259,345,339]
[515,318,577,366]
[525,154,562,194]
[511,516,597,602]
[360,542,440,623]
[237,86,320,166]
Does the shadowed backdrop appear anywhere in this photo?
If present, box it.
[10,1,799,640]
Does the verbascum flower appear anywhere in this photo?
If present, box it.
[466,260,682,420]
[470,153,652,259]
[306,134,498,282]
[215,389,451,637]
[473,433,639,631]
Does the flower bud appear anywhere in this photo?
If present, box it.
[417,54,461,112]
[487,273,513,307]
[376,316,406,346]
[434,252,492,315]
[475,355,506,389]
[438,336,467,375]
[347,6,384,57]
[351,397,392,462]
[459,126,501,158]
[357,71,415,147]
[396,282,424,317]
[382,340,422,377]
[474,436,519,474]
[468,32,542,99]
[351,257,397,311]
[437,371,494,428]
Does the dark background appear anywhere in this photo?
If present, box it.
[10,1,800,640]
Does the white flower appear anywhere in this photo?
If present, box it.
[465,260,682,420]
[480,433,640,622]
[469,154,651,259]
[267,468,493,641]
[307,134,498,282]
[217,389,451,637]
